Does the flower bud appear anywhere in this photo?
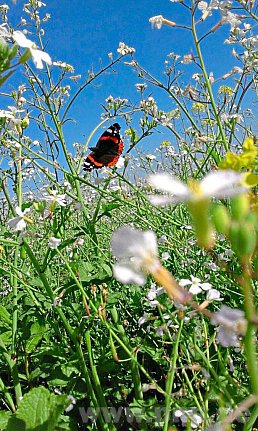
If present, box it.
[20,115,30,129]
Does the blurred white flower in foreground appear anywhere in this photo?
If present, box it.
[211,305,246,347]
[7,206,32,231]
[111,226,159,285]
[111,226,190,303]
[12,31,52,69]
[148,171,246,206]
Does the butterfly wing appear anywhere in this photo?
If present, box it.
[84,123,123,171]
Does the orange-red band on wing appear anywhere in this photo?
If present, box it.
[87,154,103,167]
[106,155,119,167]
[99,136,119,143]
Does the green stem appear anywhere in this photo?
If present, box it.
[22,240,109,431]
[0,375,16,412]
[0,334,22,408]
[85,331,116,430]
[241,262,258,393]
[111,307,143,401]
[10,144,23,401]
[56,249,165,396]
[163,318,184,431]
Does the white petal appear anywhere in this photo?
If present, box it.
[141,230,158,257]
[149,195,178,206]
[111,226,157,260]
[13,31,33,48]
[31,49,51,69]
[179,279,191,287]
[149,173,189,196]
[190,275,201,283]
[115,156,125,169]
[198,1,208,10]
[31,49,44,69]
[113,264,145,285]
[201,282,212,291]
[49,237,61,250]
[39,50,52,65]
[15,219,27,231]
[7,216,26,231]
[207,289,221,300]
[15,206,23,216]
[201,170,244,198]
[189,285,202,295]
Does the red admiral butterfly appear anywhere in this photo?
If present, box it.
[84,123,123,171]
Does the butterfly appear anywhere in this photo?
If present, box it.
[84,123,124,171]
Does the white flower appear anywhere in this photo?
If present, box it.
[43,190,67,208]
[146,283,164,303]
[149,15,164,30]
[138,312,149,326]
[111,226,159,285]
[146,154,156,161]
[0,23,9,43]
[115,156,125,169]
[161,251,170,261]
[211,306,246,347]
[65,395,76,413]
[111,226,190,303]
[7,206,31,231]
[12,31,52,69]
[49,237,61,250]
[117,42,135,55]
[53,61,74,72]
[179,275,212,295]
[135,83,147,92]
[174,408,203,429]
[148,171,246,206]
[206,289,223,301]
[221,11,241,30]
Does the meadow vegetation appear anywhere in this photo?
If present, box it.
[0,1,257,430]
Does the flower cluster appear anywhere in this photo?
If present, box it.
[117,42,135,55]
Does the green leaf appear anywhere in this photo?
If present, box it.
[26,322,47,353]
[0,71,14,87]
[0,410,12,430]
[19,48,32,64]
[8,44,18,61]
[77,261,95,281]
[6,387,68,431]
[0,306,11,326]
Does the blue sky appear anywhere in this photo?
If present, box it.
[4,0,254,152]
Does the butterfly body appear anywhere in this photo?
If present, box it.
[84,123,123,171]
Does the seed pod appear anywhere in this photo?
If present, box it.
[20,245,26,260]
[229,222,256,258]
[231,194,249,221]
[212,204,230,235]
